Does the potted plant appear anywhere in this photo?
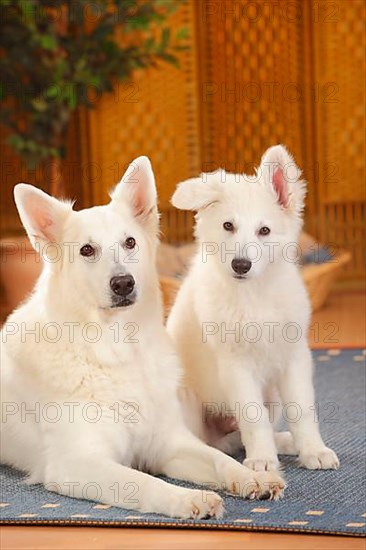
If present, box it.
[0,0,186,316]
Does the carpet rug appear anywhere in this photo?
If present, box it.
[1,349,365,536]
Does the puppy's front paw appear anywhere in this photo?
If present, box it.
[299,447,339,470]
[179,490,224,520]
[244,457,279,472]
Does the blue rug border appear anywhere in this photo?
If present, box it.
[1,516,364,537]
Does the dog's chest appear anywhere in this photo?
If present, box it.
[199,278,308,366]
[207,290,293,332]
[66,342,181,432]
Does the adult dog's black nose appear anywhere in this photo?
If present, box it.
[110,275,135,296]
[231,258,252,275]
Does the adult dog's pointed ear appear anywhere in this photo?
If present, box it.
[14,184,72,250]
[172,176,220,211]
[111,156,157,221]
[260,145,306,218]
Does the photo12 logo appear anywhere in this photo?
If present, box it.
[1,321,139,344]
[200,1,340,23]
[0,239,140,266]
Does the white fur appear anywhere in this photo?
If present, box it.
[0,157,284,520]
[168,145,339,472]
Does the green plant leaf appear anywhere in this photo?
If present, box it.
[45,86,59,99]
[1,0,187,166]
[159,52,179,68]
[176,27,189,40]
[39,35,57,50]
[161,27,170,49]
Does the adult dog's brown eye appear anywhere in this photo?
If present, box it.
[259,226,271,236]
[125,237,136,249]
[223,221,234,232]
[80,244,95,257]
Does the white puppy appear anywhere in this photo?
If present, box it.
[0,157,285,520]
[168,145,339,473]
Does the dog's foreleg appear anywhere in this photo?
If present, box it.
[45,456,223,519]
[279,345,339,469]
[215,429,298,457]
[218,362,280,472]
[160,431,285,500]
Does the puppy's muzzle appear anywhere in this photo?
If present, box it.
[231,258,252,276]
[110,275,135,297]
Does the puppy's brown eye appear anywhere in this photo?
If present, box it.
[223,221,234,232]
[80,244,95,257]
[125,237,136,249]
[259,226,271,236]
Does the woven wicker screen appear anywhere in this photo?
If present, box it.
[310,0,366,281]
[0,2,199,244]
[76,2,199,244]
[195,0,307,172]
[0,115,83,236]
[195,0,365,283]
[1,0,364,281]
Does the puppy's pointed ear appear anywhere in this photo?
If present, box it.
[172,176,220,211]
[110,156,157,220]
[260,145,306,217]
[14,184,72,249]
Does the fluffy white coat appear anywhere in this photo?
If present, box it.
[0,157,284,519]
[167,145,339,473]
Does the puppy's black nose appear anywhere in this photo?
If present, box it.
[231,258,252,275]
[110,275,135,296]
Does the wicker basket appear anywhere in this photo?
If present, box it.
[301,250,352,312]
[159,250,352,317]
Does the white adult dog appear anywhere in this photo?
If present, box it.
[168,145,339,473]
[0,157,285,520]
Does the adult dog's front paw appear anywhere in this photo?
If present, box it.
[299,447,339,470]
[253,470,286,501]
[243,456,279,472]
[177,489,224,520]
[223,463,284,501]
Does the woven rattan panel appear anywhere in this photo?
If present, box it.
[196,0,307,173]
[78,2,200,245]
[311,0,365,281]
[0,115,82,237]
[313,0,365,204]
[196,0,365,282]
[1,1,364,278]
